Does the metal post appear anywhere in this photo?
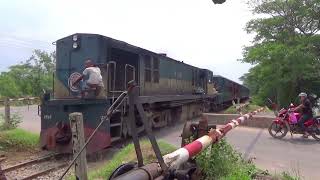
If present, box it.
[133,86,167,171]
[128,86,144,167]
[4,98,10,129]
[69,112,88,180]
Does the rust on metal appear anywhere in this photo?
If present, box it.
[181,115,217,147]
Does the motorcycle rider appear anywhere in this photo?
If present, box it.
[294,92,313,138]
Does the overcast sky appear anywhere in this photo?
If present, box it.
[0,0,254,83]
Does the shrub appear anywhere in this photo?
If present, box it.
[196,138,257,180]
[0,112,22,130]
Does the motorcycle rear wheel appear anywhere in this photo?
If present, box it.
[311,134,320,141]
[311,125,320,141]
[268,122,288,139]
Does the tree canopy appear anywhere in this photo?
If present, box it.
[241,0,320,107]
[0,50,55,98]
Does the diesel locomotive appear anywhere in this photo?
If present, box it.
[40,33,249,153]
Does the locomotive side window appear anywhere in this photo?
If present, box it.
[145,55,152,82]
[108,62,116,93]
[153,57,159,83]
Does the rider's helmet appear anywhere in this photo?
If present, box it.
[298,92,307,97]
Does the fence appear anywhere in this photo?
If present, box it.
[0,97,39,128]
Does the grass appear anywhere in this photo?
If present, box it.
[72,138,300,180]
[87,140,176,180]
[0,128,39,151]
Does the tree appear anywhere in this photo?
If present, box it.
[0,50,55,98]
[241,0,320,107]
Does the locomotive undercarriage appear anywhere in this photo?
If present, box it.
[111,100,205,140]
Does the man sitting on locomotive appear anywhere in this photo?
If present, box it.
[294,92,313,138]
[72,59,104,98]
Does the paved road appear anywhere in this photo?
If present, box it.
[3,105,320,180]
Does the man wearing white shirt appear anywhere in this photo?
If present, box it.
[73,59,104,98]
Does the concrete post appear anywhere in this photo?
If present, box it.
[69,112,88,180]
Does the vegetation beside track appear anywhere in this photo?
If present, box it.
[241,0,320,107]
[87,140,176,179]
[196,139,299,180]
[0,128,39,151]
[87,138,299,180]
[222,104,270,114]
[0,50,55,98]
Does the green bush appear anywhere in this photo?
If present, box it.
[0,112,22,130]
[196,138,257,180]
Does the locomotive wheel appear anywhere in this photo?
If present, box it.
[311,117,320,141]
[268,122,288,139]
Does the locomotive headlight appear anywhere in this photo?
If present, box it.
[72,34,78,41]
[73,42,78,49]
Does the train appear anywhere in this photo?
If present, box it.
[40,33,249,153]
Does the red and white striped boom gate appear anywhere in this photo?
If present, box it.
[113,108,265,180]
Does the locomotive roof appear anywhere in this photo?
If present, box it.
[56,33,207,71]
[56,33,247,88]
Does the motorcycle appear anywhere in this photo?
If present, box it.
[267,99,320,141]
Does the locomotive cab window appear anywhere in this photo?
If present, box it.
[144,55,152,82]
[153,57,159,83]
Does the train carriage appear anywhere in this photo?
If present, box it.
[212,75,250,108]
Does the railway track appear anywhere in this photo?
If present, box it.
[2,153,69,180]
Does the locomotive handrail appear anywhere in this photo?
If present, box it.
[109,90,127,93]
[59,89,130,180]
[124,64,136,90]
[107,61,117,102]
